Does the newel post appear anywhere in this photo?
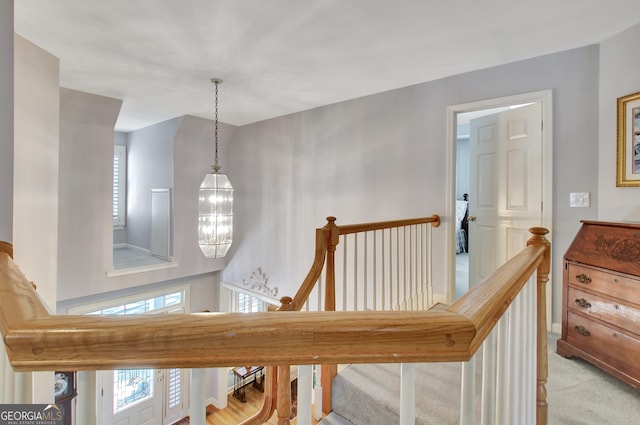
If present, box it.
[323,216,339,312]
[322,217,340,415]
[276,296,293,424]
[527,227,550,425]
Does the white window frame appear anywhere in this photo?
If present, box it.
[113,145,126,228]
[67,284,189,315]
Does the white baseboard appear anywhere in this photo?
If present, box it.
[551,322,562,335]
[112,243,150,254]
[126,243,150,254]
[206,396,224,410]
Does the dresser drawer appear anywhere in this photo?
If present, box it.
[567,263,640,305]
[568,287,640,336]
[566,311,640,378]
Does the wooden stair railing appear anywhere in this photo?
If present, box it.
[0,223,549,425]
[246,214,442,423]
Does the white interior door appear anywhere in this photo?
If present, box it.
[468,103,542,288]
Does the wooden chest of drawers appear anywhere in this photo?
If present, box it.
[557,220,640,390]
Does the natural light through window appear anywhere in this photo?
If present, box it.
[113,145,126,228]
[237,292,265,313]
[78,288,186,415]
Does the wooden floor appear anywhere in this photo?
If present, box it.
[202,385,318,425]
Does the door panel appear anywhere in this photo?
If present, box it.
[477,225,497,280]
[468,103,542,288]
[505,227,529,259]
[506,150,527,209]
[477,153,497,208]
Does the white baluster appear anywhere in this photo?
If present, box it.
[190,368,206,425]
[297,365,312,425]
[313,365,323,421]
[481,329,496,425]
[77,371,96,425]
[460,354,476,425]
[399,363,415,425]
[0,343,12,403]
[527,276,537,424]
[496,312,510,423]
[509,293,522,425]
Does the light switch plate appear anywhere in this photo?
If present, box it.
[569,192,590,208]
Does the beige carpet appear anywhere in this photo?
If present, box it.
[324,333,640,424]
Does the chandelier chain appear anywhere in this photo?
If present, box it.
[214,79,219,168]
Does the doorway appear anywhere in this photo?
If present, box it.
[69,286,189,425]
[445,91,553,315]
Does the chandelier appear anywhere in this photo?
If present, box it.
[198,78,233,258]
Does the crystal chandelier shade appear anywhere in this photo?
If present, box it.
[198,78,233,258]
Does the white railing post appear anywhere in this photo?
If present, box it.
[297,365,313,425]
[77,371,96,425]
[496,311,510,423]
[426,223,433,308]
[399,363,415,425]
[526,275,537,425]
[313,365,323,421]
[190,368,206,425]
[508,292,522,425]
[481,330,497,425]
[460,354,476,425]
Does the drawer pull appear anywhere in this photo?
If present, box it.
[574,298,591,309]
[575,274,592,284]
[574,325,591,337]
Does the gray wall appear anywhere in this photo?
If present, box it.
[14,35,60,308]
[598,22,640,219]
[126,119,178,251]
[57,112,236,303]
[58,88,122,301]
[0,1,13,243]
[224,45,601,325]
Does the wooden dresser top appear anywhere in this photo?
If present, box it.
[565,220,640,277]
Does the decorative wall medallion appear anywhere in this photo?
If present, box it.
[595,235,640,263]
[242,267,278,298]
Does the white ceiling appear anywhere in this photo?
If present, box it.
[14,0,640,132]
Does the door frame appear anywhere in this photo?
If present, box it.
[445,89,553,327]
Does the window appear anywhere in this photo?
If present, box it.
[113,145,126,227]
[70,287,187,415]
[237,292,266,313]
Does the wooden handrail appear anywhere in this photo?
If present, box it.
[0,231,547,372]
[288,227,330,312]
[0,226,549,424]
[334,214,441,235]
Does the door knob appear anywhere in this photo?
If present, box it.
[468,215,477,222]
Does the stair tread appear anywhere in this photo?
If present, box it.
[331,361,475,425]
[317,412,356,425]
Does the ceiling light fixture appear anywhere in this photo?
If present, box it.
[198,78,233,258]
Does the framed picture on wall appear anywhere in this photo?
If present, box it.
[617,91,640,187]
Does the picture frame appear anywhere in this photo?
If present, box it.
[616,91,640,187]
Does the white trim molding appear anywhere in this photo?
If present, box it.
[446,90,554,329]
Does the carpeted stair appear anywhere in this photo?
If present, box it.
[321,361,470,425]
[319,334,640,425]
